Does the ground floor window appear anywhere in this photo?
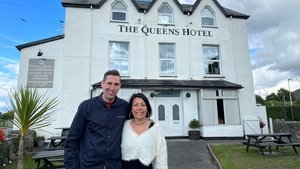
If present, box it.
[202,89,240,125]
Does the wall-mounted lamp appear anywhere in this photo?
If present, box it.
[150,93,155,97]
[37,49,43,57]
[186,92,191,98]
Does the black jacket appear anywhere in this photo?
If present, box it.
[64,95,128,169]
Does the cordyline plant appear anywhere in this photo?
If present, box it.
[8,87,59,169]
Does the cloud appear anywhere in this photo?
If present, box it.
[0,56,19,79]
[0,34,23,44]
[4,64,19,75]
[0,56,19,64]
[240,0,300,94]
[0,56,18,112]
[0,73,17,112]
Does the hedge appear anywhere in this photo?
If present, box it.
[266,105,300,121]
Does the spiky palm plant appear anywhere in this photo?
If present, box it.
[8,87,59,169]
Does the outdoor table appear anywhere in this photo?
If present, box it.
[32,149,64,169]
[48,136,67,149]
[55,127,70,137]
[243,133,300,155]
[47,127,70,149]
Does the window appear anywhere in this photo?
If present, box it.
[111,1,127,22]
[201,7,215,27]
[159,43,175,76]
[109,41,129,75]
[203,45,220,75]
[158,105,165,121]
[202,89,240,125]
[173,105,179,120]
[158,3,173,25]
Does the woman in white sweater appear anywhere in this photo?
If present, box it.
[121,93,168,169]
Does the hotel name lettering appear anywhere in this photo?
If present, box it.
[118,25,212,37]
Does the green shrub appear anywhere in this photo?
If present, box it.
[267,105,300,121]
[189,119,201,129]
[0,141,10,167]
[0,137,19,167]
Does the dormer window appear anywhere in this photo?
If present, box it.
[158,3,173,25]
[111,1,127,22]
[201,7,216,27]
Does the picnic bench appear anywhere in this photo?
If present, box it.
[48,127,69,149]
[32,149,64,169]
[242,133,300,155]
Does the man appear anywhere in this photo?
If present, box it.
[64,70,128,169]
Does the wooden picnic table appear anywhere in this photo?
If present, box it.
[32,149,64,169]
[48,136,67,149]
[48,127,70,149]
[242,133,300,155]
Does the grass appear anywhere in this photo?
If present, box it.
[6,153,64,169]
[210,144,300,169]
[6,154,35,169]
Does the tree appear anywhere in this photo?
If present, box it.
[277,88,290,101]
[255,95,265,105]
[266,93,279,101]
[8,87,59,169]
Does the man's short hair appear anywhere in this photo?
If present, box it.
[103,70,121,81]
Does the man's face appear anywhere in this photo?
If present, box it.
[101,75,121,102]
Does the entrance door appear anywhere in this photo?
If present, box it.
[155,98,183,136]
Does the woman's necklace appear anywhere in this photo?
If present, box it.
[133,119,146,126]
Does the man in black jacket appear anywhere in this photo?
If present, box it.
[64,70,128,169]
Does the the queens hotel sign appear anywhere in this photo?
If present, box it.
[118,24,213,37]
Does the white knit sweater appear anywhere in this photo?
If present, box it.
[121,120,168,169]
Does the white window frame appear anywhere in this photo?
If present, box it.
[159,43,176,76]
[201,6,216,27]
[202,89,240,125]
[111,0,127,22]
[158,3,174,25]
[203,45,221,75]
[109,41,129,76]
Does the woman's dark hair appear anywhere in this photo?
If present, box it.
[128,93,152,119]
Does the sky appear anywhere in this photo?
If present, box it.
[0,0,300,112]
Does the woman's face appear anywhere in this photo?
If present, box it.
[131,97,148,120]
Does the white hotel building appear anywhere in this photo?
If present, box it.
[16,0,267,138]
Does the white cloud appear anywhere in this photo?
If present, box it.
[5,64,19,75]
[0,34,23,44]
[0,56,19,64]
[0,73,17,112]
[0,56,18,112]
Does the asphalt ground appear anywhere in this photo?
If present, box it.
[167,139,220,169]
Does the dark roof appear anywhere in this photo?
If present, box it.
[16,35,65,51]
[222,7,250,19]
[61,0,249,19]
[92,79,243,90]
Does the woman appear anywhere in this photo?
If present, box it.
[121,93,168,169]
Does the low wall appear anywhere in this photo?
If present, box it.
[272,120,300,139]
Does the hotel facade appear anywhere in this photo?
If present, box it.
[16,0,267,138]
